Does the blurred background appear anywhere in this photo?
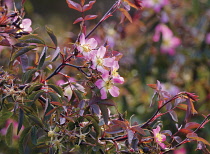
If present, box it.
[1,0,210,153]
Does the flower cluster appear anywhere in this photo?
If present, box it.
[77,33,124,99]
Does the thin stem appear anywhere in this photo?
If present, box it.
[46,63,64,80]
[141,95,177,128]
[85,0,120,39]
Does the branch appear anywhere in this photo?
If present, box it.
[141,95,178,128]
[163,114,210,154]
[85,0,120,38]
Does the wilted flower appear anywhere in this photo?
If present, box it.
[143,0,169,12]
[77,33,97,60]
[153,24,181,55]
[153,126,166,149]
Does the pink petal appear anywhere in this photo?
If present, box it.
[103,57,115,67]
[100,88,107,99]
[112,76,124,84]
[172,37,181,47]
[97,46,106,58]
[113,61,119,70]
[108,86,119,97]
[91,58,97,69]
[95,79,104,89]
[97,66,107,73]
[22,18,32,27]
[101,70,110,81]
[87,38,97,49]
[159,142,166,149]
[80,33,86,45]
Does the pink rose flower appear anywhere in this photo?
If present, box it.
[77,33,98,60]
[153,126,166,149]
[95,70,122,99]
[91,46,115,73]
[153,24,181,55]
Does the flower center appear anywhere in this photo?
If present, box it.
[105,80,112,90]
[112,68,119,77]
[96,58,104,66]
[152,0,160,4]
[82,44,91,52]
[156,133,163,142]
[163,39,171,47]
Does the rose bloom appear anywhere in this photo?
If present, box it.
[91,46,115,73]
[95,70,122,99]
[153,24,181,55]
[153,126,166,149]
[77,33,97,60]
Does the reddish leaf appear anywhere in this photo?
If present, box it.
[185,122,200,129]
[161,130,172,136]
[50,101,63,106]
[127,129,134,144]
[90,104,100,116]
[73,17,84,24]
[187,133,210,146]
[84,15,98,21]
[66,0,82,12]
[99,99,116,106]
[22,0,26,5]
[109,50,123,61]
[81,0,85,6]
[150,112,166,123]
[169,110,178,122]
[189,99,198,115]
[130,126,145,135]
[105,124,124,134]
[133,0,142,9]
[179,128,193,134]
[82,1,96,12]
[147,84,157,89]
[119,8,132,23]
[112,120,129,129]
[173,136,182,143]
[99,104,109,125]
[0,38,10,46]
[176,104,188,111]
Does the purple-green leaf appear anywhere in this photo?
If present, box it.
[17,108,24,135]
[45,26,57,47]
[5,123,13,146]
[11,45,36,61]
[38,46,47,69]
